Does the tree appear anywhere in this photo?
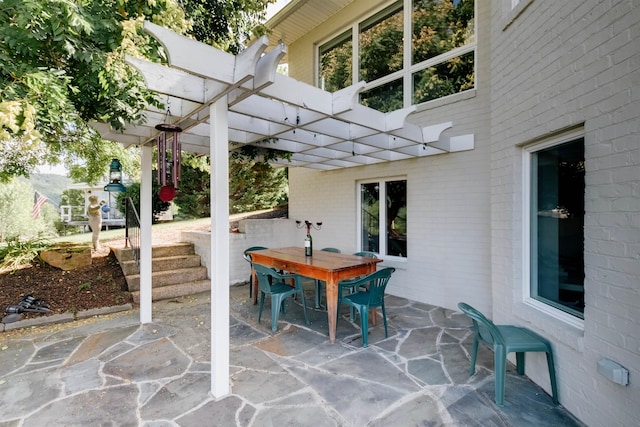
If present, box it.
[181,0,275,54]
[116,182,170,224]
[0,178,57,241]
[0,0,189,183]
[229,156,287,214]
[170,153,288,218]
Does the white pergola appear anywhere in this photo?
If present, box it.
[93,21,473,398]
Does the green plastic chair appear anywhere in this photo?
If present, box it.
[457,302,559,406]
[314,247,342,309]
[338,251,380,320]
[254,263,309,332]
[337,267,395,347]
[243,246,268,299]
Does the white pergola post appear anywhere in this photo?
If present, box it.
[210,96,230,398]
[140,144,153,323]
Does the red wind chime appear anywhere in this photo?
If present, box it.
[155,105,182,202]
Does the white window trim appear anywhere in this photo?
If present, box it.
[357,177,408,261]
[521,129,585,330]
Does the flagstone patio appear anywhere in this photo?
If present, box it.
[0,281,584,426]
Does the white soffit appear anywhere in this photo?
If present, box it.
[91,21,474,170]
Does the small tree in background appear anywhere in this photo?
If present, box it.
[116,182,171,224]
[229,157,287,214]
[167,153,288,219]
[0,178,57,242]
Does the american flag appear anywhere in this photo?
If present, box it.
[32,191,48,219]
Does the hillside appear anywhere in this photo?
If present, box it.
[21,173,72,207]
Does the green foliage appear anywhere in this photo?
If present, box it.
[319,34,352,92]
[181,0,275,53]
[0,178,58,242]
[0,236,52,273]
[173,154,211,219]
[229,157,288,214]
[78,282,92,291]
[115,181,170,224]
[359,7,404,83]
[0,0,188,183]
[167,153,288,218]
[60,188,85,208]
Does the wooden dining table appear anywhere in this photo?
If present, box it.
[248,247,382,343]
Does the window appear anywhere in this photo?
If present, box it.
[359,179,407,258]
[527,138,585,319]
[319,30,352,92]
[318,0,475,113]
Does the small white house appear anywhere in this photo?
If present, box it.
[60,182,125,228]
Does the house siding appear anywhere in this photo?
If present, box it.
[287,0,493,313]
[282,0,638,424]
[490,1,639,425]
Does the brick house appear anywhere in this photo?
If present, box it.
[265,1,639,425]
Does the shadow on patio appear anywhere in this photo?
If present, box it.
[0,281,583,426]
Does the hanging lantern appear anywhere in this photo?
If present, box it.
[155,108,182,202]
[104,158,126,192]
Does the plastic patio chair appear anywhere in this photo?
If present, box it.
[243,246,268,299]
[254,263,309,332]
[338,251,380,321]
[337,267,395,347]
[314,247,342,309]
[457,302,559,406]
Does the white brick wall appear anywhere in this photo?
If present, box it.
[285,0,494,314]
[491,0,640,425]
[181,219,298,285]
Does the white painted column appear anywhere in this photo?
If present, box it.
[140,144,153,323]
[210,96,230,398]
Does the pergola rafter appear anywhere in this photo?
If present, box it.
[94,21,473,170]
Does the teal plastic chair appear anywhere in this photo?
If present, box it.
[339,251,379,320]
[254,263,309,332]
[314,247,342,309]
[337,267,395,347]
[457,302,558,406]
[243,246,268,299]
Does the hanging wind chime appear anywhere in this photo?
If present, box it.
[155,103,182,202]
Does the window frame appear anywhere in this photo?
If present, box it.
[316,0,476,111]
[357,177,408,260]
[522,129,585,329]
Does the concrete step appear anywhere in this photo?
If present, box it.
[130,280,211,303]
[119,254,202,276]
[125,266,209,291]
[112,242,210,302]
[111,242,196,263]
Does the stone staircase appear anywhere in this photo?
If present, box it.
[112,242,210,303]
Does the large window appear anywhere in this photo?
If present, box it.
[359,179,407,258]
[527,138,585,319]
[318,0,475,112]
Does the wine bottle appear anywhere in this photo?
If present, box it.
[304,232,312,256]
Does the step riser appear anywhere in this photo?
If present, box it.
[131,281,211,303]
[151,243,195,258]
[120,255,201,276]
[112,243,196,262]
[126,267,209,291]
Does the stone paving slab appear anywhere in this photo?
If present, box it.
[0,286,586,426]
